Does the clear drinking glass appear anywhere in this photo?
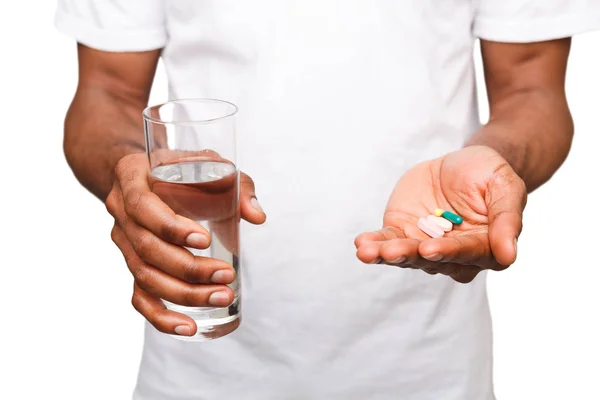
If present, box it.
[143,99,240,342]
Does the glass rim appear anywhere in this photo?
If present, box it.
[143,98,238,126]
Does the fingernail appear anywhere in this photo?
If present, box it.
[211,270,235,284]
[209,291,231,306]
[391,256,407,264]
[174,325,192,336]
[513,238,518,255]
[423,253,443,262]
[186,233,209,249]
[369,257,383,265]
[251,197,264,214]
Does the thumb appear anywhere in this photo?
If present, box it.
[487,166,527,267]
[240,172,267,225]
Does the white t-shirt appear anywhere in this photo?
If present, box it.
[56,1,600,399]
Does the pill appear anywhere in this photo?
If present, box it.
[441,211,463,225]
[427,215,453,232]
[434,208,444,217]
[417,217,445,238]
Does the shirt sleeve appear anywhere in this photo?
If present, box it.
[55,0,167,52]
[473,0,600,42]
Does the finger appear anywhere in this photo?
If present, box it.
[117,218,235,284]
[356,241,385,264]
[112,197,232,284]
[486,168,527,266]
[354,226,405,248]
[240,172,266,225]
[359,235,480,280]
[362,236,454,272]
[417,232,505,270]
[113,155,211,249]
[136,264,234,308]
[379,238,421,264]
[132,283,198,337]
[111,225,234,307]
[355,227,406,264]
[111,188,230,283]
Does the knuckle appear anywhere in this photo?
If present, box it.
[515,176,527,193]
[181,258,202,283]
[159,218,180,243]
[492,164,516,183]
[182,285,205,307]
[240,173,255,190]
[240,172,254,184]
[110,225,120,244]
[132,286,169,333]
[131,264,152,288]
[490,167,523,193]
[105,191,117,216]
[132,231,154,258]
[124,190,149,217]
[122,251,135,270]
[114,157,131,178]
[495,166,527,195]
[131,293,143,314]
[521,192,528,210]
[131,293,160,331]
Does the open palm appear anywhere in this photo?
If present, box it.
[355,146,527,283]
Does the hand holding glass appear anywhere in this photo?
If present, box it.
[143,99,241,342]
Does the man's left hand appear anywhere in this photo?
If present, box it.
[355,145,527,283]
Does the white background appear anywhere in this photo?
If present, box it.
[1,2,599,399]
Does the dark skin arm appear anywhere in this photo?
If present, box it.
[65,44,160,200]
[356,39,574,282]
[469,38,574,191]
[65,44,266,337]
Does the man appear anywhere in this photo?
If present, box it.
[56,1,599,399]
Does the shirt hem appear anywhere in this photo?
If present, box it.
[473,11,600,43]
[54,8,167,52]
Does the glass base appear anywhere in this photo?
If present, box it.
[169,314,241,342]
[164,298,241,342]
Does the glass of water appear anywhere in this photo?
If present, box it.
[143,99,240,342]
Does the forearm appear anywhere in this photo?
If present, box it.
[64,87,146,200]
[64,45,160,200]
[468,38,574,193]
[466,88,573,192]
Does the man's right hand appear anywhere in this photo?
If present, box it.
[105,153,266,337]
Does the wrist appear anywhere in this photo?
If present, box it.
[464,125,526,175]
[465,87,573,192]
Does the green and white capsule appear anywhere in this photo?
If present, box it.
[434,208,463,225]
